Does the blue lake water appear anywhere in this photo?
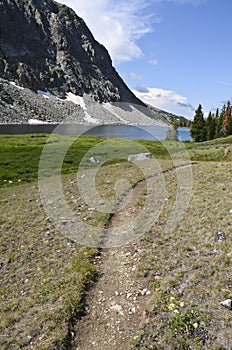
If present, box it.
[0,124,192,141]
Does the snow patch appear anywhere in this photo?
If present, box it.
[66,92,99,124]
[28,119,48,125]
[66,92,85,108]
[10,81,24,90]
[37,90,52,98]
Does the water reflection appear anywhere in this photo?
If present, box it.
[0,124,192,141]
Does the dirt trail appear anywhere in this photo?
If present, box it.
[73,162,193,349]
[74,182,152,350]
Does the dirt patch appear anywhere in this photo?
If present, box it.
[74,182,151,350]
[74,245,150,350]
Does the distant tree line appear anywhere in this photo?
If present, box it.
[174,116,191,128]
[190,101,232,142]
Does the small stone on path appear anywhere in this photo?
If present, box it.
[220,299,232,310]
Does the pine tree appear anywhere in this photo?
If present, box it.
[214,108,221,138]
[221,101,232,136]
[190,104,207,142]
[215,104,226,138]
[206,111,216,140]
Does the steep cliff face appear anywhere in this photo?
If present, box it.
[0,0,143,104]
[0,0,177,125]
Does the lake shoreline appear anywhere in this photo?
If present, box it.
[0,124,192,141]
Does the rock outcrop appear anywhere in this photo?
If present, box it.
[0,0,175,125]
[0,0,143,104]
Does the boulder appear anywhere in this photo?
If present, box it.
[128,153,152,161]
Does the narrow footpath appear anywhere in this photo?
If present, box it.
[74,182,152,350]
[73,162,193,349]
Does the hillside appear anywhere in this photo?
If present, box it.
[0,0,185,125]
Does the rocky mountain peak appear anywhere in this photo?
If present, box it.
[0,0,181,125]
[0,0,142,104]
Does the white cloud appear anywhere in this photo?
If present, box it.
[58,0,154,64]
[58,0,204,64]
[132,87,195,118]
[149,59,158,65]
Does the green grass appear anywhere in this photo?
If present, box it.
[0,134,176,186]
[0,134,102,185]
[1,133,232,187]
[1,134,232,349]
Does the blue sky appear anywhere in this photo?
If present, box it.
[59,0,232,119]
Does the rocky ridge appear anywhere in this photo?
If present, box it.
[0,0,178,125]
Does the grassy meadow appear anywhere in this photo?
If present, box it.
[0,133,232,349]
[1,133,232,186]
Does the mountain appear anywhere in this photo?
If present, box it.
[0,0,181,125]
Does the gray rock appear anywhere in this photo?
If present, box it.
[128,153,152,162]
[110,304,124,315]
[90,156,99,163]
[220,299,232,310]
[214,231,226,242]
[0,0,147,105]
[140,288,151,296]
